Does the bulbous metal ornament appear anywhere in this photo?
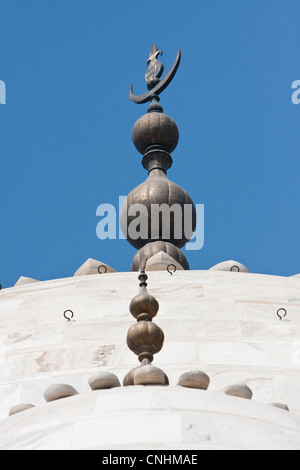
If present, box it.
[129,287,159,321]
[126,320,164,362]
[132,112,179,155]
[124,44,195,272]
[131,240,190,272]
[120,170,196,250]
[123,364,169,386]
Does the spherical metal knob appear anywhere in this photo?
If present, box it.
[129,288,159,320]
[132,112,179,155]
[126,320,164,361]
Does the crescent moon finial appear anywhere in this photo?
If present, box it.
[129,45,181,105]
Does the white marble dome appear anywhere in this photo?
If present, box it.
[0,268,299,449]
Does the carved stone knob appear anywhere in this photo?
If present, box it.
[224,384,253,400]
[178,370,210,390]
[88,370,120,390]
[134,364,167,386]
[44,384,79,402]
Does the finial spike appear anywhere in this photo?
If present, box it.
[150,43,159,55]
[130,47,181,104]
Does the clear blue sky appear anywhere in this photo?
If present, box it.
[1,0,299,287]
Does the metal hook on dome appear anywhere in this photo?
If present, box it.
[98,265,107,274]
[277,308,287,320]
[63,310,74,322]
[230,265,240,272]
[167,264,176,275]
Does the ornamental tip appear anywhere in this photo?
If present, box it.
[129,45,181,104]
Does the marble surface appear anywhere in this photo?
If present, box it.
[0,269,299,449]
[0,386,299,450]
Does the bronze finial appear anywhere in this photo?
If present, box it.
[145,43,164,90]
[123,266,168,386]
[146,43,163,66]
[121,44,196,272]
[129,44,181,105]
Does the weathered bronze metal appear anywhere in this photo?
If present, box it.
[121,169,196,250]
[129,44,181,104]
[124,268,168,386]
[123,43,196,272]
[145,43,164,90]
[123,366,169,386]
[132,111,179,155]
[131,240,190,272]
[129,289,159,320]
[127,321,164,362]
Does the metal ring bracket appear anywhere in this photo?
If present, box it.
[277,308,287,320]
[230,265,240,272]
[98,265,107,274]
[63,310,74,322]
[167,264,176,275]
